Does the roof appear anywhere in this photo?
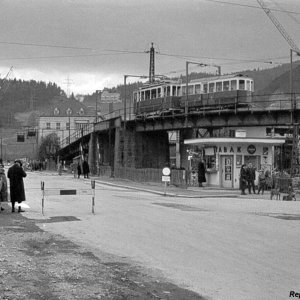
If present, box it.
[41,97,94,117]
[190,74,252,84]
[184,137,286,146]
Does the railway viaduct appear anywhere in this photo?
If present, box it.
[58,107,299,176]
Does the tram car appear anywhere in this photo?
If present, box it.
[133,74,254,118]
[133,80,182,118]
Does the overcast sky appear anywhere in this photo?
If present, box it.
[0,0,300,95]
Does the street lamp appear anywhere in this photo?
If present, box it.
[95,90,102,123]
[123,74,148,130]
[66,110,72,145]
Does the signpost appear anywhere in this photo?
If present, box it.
[162,167,171,196]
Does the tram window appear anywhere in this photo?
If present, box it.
[133,92,138,102]
[195,84,201,94]
[166,86,171,96]
[151,89,157,99]
[141,91,145,101]
[223,81,229,91]
[172,86,178,96]
[203,84,208,94]
[216,82,222,92]
[246,80,251,91]
[239,80,245,90]
[188,85,194,94]
[182,86,186,96]
[145,90,150,100]
[230,80,237,90]
[209,82,215,93]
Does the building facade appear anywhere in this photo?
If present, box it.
[184,127,286,188]
[38,97,95,146]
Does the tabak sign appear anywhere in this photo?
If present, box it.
[247,144,256,154]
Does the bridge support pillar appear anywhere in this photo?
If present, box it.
[116,128,170,169]
[88,132,98,175]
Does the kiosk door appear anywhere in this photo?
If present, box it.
[221,155,234,188]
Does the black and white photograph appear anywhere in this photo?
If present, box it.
[0,1,299,299]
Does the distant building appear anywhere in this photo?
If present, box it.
[37,96,95,146]
[83,90,123,118]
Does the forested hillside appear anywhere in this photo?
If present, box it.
[0,79,65,127]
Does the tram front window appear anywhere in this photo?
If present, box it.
[239,80,245,90]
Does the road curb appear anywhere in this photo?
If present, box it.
[91,178,239,198]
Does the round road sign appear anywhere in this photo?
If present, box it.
[162,167,171,176]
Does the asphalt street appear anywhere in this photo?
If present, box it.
[8,170,300,300]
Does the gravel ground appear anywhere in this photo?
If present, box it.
[0,205,205,300]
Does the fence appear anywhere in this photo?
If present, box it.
[113,167,187,187]
[273,176,293,193]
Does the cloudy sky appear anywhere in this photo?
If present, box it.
[0,0,300,95]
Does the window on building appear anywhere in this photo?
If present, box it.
[46,123,51,129]
[56,123,60,130]
[66,122,70,130]
[54,108,60,115]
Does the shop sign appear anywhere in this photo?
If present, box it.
[247,144,256,154]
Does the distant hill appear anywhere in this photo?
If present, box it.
[2,61,300,127]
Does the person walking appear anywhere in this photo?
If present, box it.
[57,161,63,176]
[71,162,77,178]
[7,160,27,213]
[257,169,266,195]
[77,162,82,179]
[0,164,8,211]
[82,160,90,179]
[197,159,206,187]
[246,162,256,194]
[239,164,248,195]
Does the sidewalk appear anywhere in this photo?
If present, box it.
[90,175,276,200]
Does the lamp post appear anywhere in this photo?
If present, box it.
[66,110,72,145]
[123,74,148,130]
[95,90,102,123]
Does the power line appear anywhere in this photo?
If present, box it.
[0,41,94,50]
[201,0,300,15]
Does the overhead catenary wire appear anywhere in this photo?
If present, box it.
[201,0,300,15]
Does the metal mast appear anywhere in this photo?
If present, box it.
[256,0,300,54]
[257,0,300,175]
[148,42,155,84]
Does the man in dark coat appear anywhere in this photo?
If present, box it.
[198,159,206,187]
[246,162,256,194]
[82,160,90,178]
[7,160,27,213]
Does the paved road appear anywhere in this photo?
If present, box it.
[21,171,300,300]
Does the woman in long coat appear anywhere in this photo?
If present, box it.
[0,164,8,211]
[198,159,206,187]
[7,160,27,213]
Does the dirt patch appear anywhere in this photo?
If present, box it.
[153,202,209,212]
[0,207,206,300]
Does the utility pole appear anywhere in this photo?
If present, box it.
[145,42,156,84]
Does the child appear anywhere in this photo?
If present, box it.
[0,164,8,211]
